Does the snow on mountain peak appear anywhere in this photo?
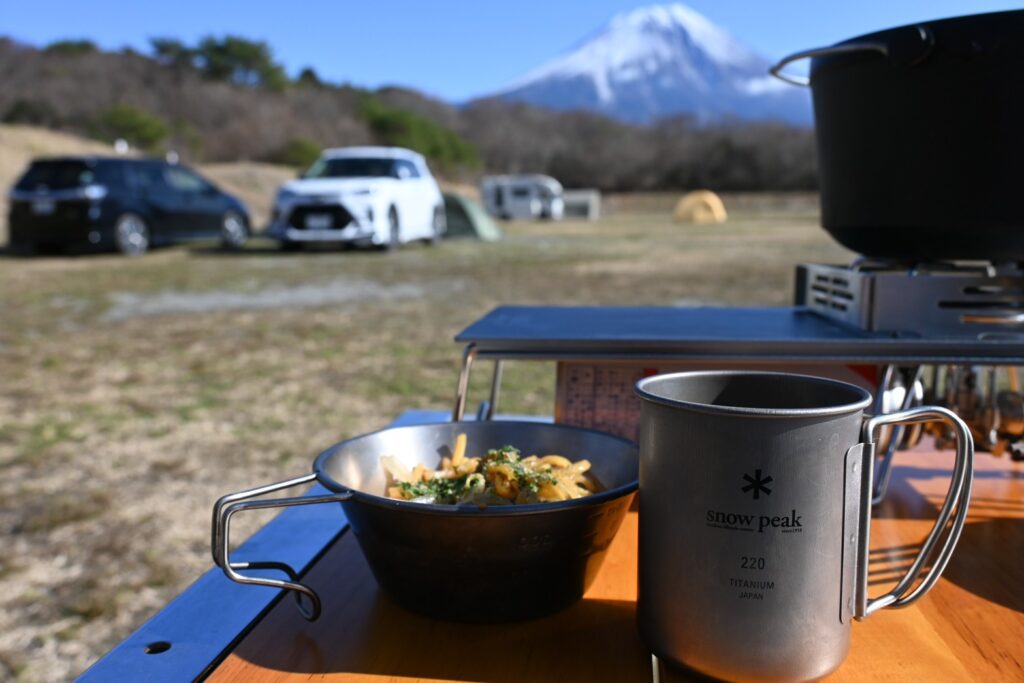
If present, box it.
[490,3,810,125]
[607,4,760,68]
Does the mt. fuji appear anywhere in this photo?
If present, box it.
[488,4,812,126]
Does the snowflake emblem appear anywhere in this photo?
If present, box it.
[741,469,773,500]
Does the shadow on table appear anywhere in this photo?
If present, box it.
[227,532,657,682]
[867,518,1024,614]
[872,463,1024,521]
[234,592,653,681]
[942,518,1024,614]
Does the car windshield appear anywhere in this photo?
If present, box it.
[16,160,95,191]
[302,157,396,179]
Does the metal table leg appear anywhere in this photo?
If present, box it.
[452,343,477,421]
[872,365,924,505]
[486,360,504,420]
[452,345,505,423]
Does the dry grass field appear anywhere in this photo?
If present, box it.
[0,182,853,681]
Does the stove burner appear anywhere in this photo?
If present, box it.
[796,260,1024,339]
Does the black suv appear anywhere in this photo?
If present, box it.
[7,156,251,255]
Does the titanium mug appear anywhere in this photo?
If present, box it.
[635,371,973,682]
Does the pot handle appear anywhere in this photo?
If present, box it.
[211,473,352,620]
[769,42,889,86]
[855,406,973,619]
[769,25,933,86]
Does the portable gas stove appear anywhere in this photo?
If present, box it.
[797,260,1024,339]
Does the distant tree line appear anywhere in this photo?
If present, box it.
[149,36,288,90]
[0,36,818,191]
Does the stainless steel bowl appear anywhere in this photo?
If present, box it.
[212,421,638,622]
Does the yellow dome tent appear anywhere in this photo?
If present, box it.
[673,190,727,224]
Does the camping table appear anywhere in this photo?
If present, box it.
[80,410,1024,682]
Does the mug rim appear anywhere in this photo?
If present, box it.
[635,370,873,418]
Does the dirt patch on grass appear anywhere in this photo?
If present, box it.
[103,278,450,321]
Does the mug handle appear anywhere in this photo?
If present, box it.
[855,406,974,619]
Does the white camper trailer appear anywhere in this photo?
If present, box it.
[480,175,564,221]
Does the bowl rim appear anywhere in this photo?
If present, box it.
[311,420,639,517]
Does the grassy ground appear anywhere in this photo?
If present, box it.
[0,196,852,681]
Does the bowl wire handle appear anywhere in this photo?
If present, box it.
[211,474,352,620]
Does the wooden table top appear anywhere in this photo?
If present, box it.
[208,444,1024,683]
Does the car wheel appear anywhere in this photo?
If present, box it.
[386,206,400,252]
[280,241,303,252]
[220,211,249,250]
[115,213,150,256]
[427,205,445,245]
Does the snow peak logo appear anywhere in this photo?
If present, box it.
[741,469,773,499]
[704,469,804,533]
[705,508,803,533]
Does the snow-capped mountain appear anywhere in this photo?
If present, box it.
[488,4,811,126]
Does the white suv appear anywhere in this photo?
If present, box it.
[268,147,445,250]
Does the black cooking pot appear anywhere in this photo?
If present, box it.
[212,421,638,622]
[771,11,1024,262]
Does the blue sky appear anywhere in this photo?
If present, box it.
[4,1,1019,101]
